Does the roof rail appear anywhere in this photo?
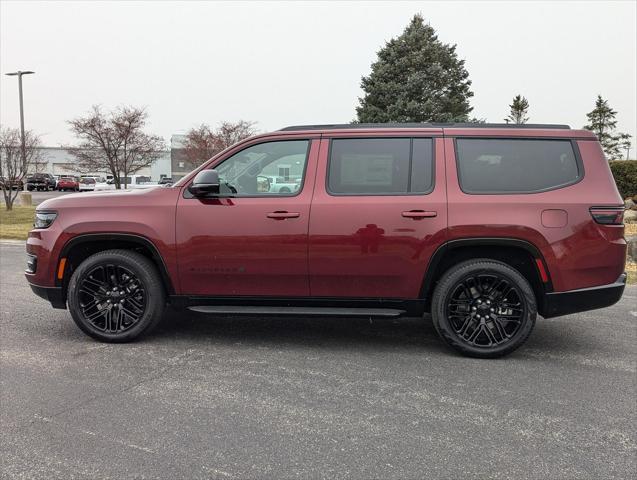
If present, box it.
[279,123,571,131]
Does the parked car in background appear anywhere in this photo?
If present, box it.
[94,175,159,191]
[56,176,79,191]
[0,177,24,190]
[158,177,174,185]
[78,177,96,192]
[26,173,57,191]
[263,175,302,194]
[26,123,626,358]
[78,176,107,192]
[45,174,57,190]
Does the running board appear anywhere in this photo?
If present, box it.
[187,306,405,317]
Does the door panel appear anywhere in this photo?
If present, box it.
[176,138,319,296]
[308,137,447,299]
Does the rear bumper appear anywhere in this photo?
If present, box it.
[540,274,626,318]
[29,284,67,310]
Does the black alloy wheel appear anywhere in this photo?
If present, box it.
[446,274,525,347]
[67,249,165,342]
[431,259,536,358]
[77,264,147,334]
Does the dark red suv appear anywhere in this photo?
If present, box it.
[25,124,627,357]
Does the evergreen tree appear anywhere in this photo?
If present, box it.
[356,14,474,123]
[618,133,632,160]
[584,95,631,160]
[505,94,530,124]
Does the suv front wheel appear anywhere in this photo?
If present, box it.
[67,249,165,342]
[431,259,536,358]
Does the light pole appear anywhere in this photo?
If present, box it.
[5,71,35,187]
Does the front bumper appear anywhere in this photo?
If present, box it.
[540,274,627,318]
[29,284,67,309]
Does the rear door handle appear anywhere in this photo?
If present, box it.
[267,211,300,220]
[402,210,437,219]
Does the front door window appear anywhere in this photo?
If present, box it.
[215,140,309,196]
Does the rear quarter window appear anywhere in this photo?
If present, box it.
[455,138,581,194]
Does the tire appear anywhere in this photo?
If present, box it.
[67,249,166,342]
[279,187,291,193]
[431,259,536,358]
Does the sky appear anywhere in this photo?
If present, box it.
[1,0,636,150]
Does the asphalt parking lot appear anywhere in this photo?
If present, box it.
[1,190,78,207]
[0,241,635,479]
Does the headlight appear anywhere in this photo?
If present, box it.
[34,211,57,229]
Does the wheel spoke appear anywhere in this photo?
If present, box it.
[492,317,509,340]
[113,307,123,331]
[466,324,482,343]
[121,305,142,322]
[483,324,498,345]
[80,298,100,310]
[83,277,106,292]
[459,316,473,336]
[127,296,144,311]
[85,307,106,324]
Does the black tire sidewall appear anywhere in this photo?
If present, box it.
[432,260,537,358]
[67,250,165,342]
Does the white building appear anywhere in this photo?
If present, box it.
[34,147,172,181]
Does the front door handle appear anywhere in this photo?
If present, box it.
[267,211,300,220]
[402,210,437,219]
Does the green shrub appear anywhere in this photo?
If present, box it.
[609,160,637,200]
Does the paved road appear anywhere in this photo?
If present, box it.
[2,190,87,207]
[1,241,635,479]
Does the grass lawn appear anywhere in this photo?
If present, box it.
[0,206,35,240]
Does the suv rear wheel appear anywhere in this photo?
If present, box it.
[431,259,536,358]
[67,249,165,342]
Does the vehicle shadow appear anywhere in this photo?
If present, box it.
[144,308,597,357]
[148,308,447,353]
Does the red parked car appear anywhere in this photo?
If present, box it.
[57,176,79,191]
[25,124,626,357]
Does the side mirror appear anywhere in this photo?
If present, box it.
[189,169,220,196]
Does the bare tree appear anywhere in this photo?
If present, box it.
[0,126,43,210]
[182,124,218,166]
[182,120,257,167]
[66,105,165,189]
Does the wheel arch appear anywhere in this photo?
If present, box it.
[420,238,551,311]
[57,233,175,298]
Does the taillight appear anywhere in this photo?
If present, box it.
[589,206,624,225]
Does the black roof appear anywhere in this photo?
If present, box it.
[280,123,571,131]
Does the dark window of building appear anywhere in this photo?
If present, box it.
[456,138,580,193]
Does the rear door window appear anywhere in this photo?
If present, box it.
[455,138,581,193]
[327,138,434,195]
